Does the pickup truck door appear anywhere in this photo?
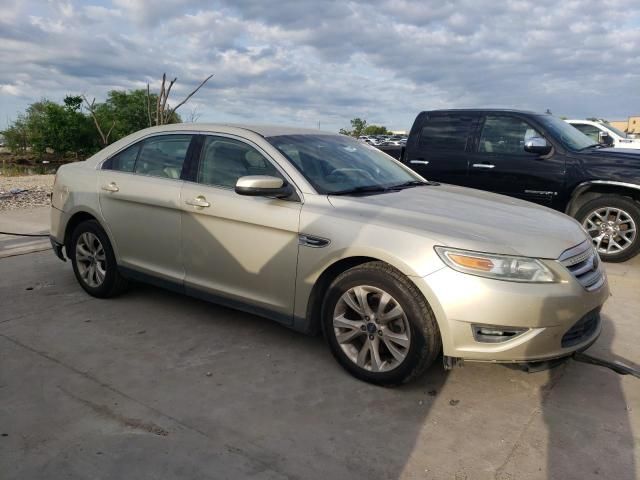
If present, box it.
[466,114,566,208]
[403,113,479,186]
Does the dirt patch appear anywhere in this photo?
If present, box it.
[0,175,55,211]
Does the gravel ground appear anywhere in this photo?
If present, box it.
[0,175,54,211]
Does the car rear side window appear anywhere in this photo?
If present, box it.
[419,115,475,151]
[197,136,281,189]
[102,144,140,172]
[134,135,192,179]
[479,116,542,155]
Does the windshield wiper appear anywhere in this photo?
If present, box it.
[387,180,431,189]
[328,185,395,196]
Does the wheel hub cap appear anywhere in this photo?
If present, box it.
[332,285,411,373]
[583,207,637,255]
[75,232,107,288]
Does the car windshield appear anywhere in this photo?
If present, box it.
[538,115,597,150]
[267,134,423,194]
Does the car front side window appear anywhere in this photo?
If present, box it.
[133,135,192,179]
[479,116,543,155]
[197,136,282,189]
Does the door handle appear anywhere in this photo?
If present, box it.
[101,182,119,192]
[185,196,211,208]
[409,160,430,165]
[472,163,495,169]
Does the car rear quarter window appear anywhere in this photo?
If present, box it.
[419,115,475,151]
[134,135,192,179]
[102,144,140,172]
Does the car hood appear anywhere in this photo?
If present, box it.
[327,184,587,259]
[585,147,640,159]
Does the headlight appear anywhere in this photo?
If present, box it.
[434,247,556,283]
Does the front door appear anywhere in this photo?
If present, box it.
[180,135,301,323]
[467,115,566,208]
[98,134,193,282]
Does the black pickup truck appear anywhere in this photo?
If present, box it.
[401,109,640,262]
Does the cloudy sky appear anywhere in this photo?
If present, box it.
[1,0,639,132]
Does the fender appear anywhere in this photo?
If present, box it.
[566,180,640,214]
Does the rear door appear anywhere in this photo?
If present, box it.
[98,133,194,283]
[404,113,479,186]
[467,114,566,207]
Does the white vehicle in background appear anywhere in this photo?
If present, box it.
[566,119,640,149]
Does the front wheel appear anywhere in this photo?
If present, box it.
[576,195,640,263]
[322,261,441,386]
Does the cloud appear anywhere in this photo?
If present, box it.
[0,0,639,131]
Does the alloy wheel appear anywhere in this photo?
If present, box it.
[75,232,107,288]
[583,207,637,255]
[333,285,411,372]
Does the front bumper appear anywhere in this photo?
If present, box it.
[414,261,609,363]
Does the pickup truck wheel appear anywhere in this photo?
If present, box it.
[576,195,640,262]
[69,220,128,298]
[322,261,441,386]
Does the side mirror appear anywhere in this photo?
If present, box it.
[598,131,614,146]
[524,137,552,155]
[235,175,292,198]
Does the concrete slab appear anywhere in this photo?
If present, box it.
[0,207,50,258]
[0,251,638,480]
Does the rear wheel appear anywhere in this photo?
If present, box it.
[69,220,128,298]
[576,195,640,262]
[322,261,441,386]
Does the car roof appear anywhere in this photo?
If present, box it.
[127,123,338,138]
[419,108,544,116]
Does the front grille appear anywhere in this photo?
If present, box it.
[561,309,601,348]
[559,241,605,291]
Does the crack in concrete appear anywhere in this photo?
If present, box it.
[493,364,569,479]
[58,386,170,436]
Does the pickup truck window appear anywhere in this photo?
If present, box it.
[479,116,542,155]
[419,115,474,151]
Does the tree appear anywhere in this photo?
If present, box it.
[4,96,97,157]
[340,118,390,137]
[363,125,390,135]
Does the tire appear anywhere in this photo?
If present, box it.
[321,261,441,386]
[575,195,640,263]
[69,219,128,298]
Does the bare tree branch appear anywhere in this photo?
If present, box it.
[146,83,152,127]
[165,74,214,121]
[82,95,113,146]
[161,77,177,124]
